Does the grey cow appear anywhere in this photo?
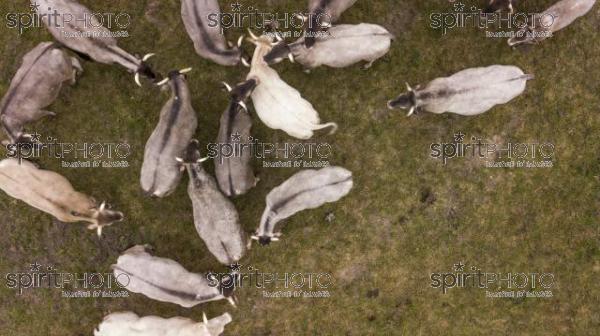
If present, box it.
[264,24,393,70]
[181,0,244,66]
[34,0,158,86]
[113,245,235,307]
[1,42,81,143]
[253,166,353,246]
[214,79,259,197]
[183,140,247,265]
[387,65,533,116]
[140,69,197,198]
[508,0,596,46]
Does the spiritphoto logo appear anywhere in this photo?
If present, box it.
[4,262,130,298]
[430,132,555,168]
[208,1,332,36]
[429,1,555,36]
[4,132,132,168]
[207,263,333,299]
[5,2,131,35]
[430,262,555,298]
[207,132,333,168]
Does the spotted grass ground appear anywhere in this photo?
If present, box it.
[0,0,599,335]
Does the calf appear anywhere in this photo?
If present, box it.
[246,32,337,139]
[215,79,259,197]
[0,158,123,235]
[252,166,353,246]
[34,0,158,86]
[140,69,196,198]
[508,0,596,46]
[112,245,235,307]
[387,65,533,116]
[1,42,81,144]
[181,0,244,66]
[95,312,232,336]
[183,140,247,265]
[264,24,393,70]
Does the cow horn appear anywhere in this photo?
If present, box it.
[288,52,295,63]
[99,201,106,211]
[226,297,236,307]
[250,235,259,240]
[197,156,210,163]
[407,106,416,117]
[294,13,307,23]
[179,67,193,74]
[237,101,248,112]
[202,313,208,324]
[156,77,170,86]
[142,53,155,62]
[275,34,283,42]
[222,82,233,92]
[405,82,413,92]
[134,73,142,87]
[241,56,251,67]
[237,35,244,47]
[320,20,331,28]
[247,28,259,41]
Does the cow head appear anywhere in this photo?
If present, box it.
[134,54,159,87]
[88,202,124,236]
[176,139,209,176]
[507,25,537,46]
[387,83,418,116]
[222,78,259,112]
[250,232,281,246]
[155,68,193,87]
[263,40,294,64]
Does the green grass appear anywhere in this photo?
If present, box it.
[0,0,599,335]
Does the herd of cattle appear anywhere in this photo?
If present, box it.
[0,0,596,334]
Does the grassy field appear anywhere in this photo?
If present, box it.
[0,0,599,335]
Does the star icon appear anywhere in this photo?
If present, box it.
[453,262,465,272]
[231,2,242,12]
[453,2,465,12]
[454,132,466,143]
[30,262,42,272]
[29,132,42,143]
[228,263,242,272]
[231,132,242,142]
[30,2,40,12]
